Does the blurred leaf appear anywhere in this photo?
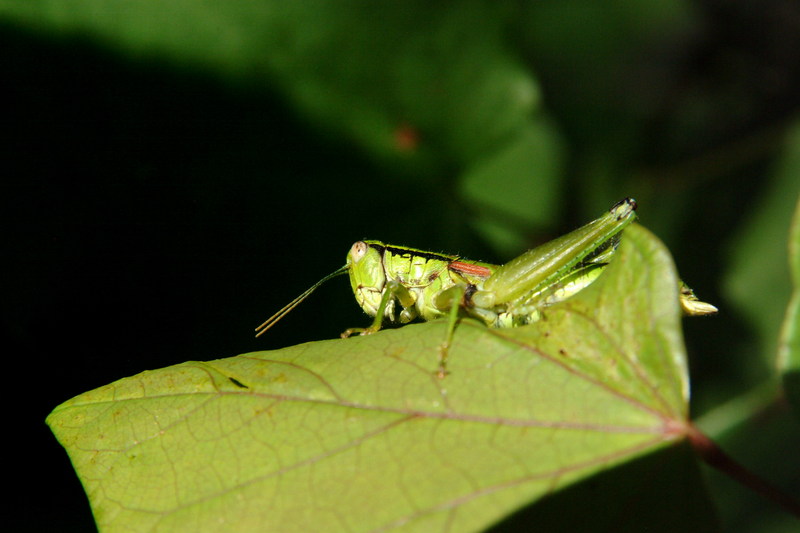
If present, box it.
[0,0,565,249]
[460,120,564,255]
[780,195,800,414]
[0,1,540,166]
[510,0,696,143]
[724,125,800,367]
[48,225,710,532]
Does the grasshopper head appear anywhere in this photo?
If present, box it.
[346,241,387,317]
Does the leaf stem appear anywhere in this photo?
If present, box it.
[687,424,800,519]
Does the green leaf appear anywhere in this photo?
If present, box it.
[780,195,800,414]
[724,126,800,367]
[48,224,698,532]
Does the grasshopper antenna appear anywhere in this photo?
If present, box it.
[255,265,349,337]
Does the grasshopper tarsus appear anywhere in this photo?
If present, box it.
[340,327,372,338]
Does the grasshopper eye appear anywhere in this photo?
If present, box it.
[350,241,369,263]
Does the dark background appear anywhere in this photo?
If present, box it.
[4,2,800,531]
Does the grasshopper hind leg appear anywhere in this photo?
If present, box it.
[432,284,479,379]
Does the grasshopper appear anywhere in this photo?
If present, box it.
[256,198,716,376]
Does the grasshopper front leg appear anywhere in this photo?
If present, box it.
[341,280,417,338]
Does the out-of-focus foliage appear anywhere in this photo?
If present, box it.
[724,125,800,369]
[780,193,800,413]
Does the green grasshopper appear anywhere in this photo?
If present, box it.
[256,198,716,376]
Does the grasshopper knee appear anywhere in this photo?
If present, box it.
[433,284,466,309]
[469,290,495,309]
